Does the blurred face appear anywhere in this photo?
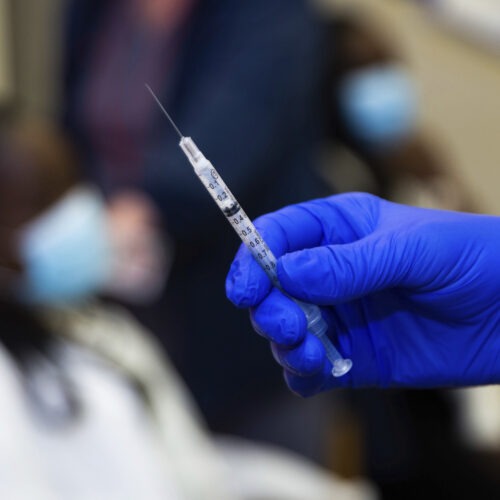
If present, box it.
[0,125,88,297]
[0,133,75,294]
[133,0,190,30]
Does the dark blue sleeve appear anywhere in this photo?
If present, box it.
[62,0,111,181]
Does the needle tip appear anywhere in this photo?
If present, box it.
[145,83,183,139]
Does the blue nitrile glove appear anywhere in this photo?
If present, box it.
[226,193,500,396]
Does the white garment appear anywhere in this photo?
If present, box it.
[456,386,500,449]
[43,303,235,500]
[16,345,180,500]
[216,436,375,500]
[428,0,500,53]
[0,303,376,500]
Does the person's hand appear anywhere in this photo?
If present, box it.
[105,190,171,304]
[226,193,500,396]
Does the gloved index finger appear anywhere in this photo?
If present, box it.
[254,203,326,257]
[254,194,374,256]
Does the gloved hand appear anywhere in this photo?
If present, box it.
[226,193,500,396]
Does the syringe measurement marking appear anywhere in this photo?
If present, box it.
[230,213,276,271]
[202,168,276,274]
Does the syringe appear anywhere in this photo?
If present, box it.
[146,84,352,377]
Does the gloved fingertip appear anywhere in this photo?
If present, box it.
[271,334,325,376]
[226,255,270,307]
[251,291,306,346]
[283,365,330,398]
[225,260,250,307]
[296,336,325,376]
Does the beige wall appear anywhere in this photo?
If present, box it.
[0,0,13,104]
[6,0,500,213]
[316,0,500,214]
[10,0,64,117]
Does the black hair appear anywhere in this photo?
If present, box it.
[0,299,80,425]
[0,120,84,424]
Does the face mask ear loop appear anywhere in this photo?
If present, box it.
[22,349,81,427]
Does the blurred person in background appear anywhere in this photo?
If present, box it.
[62,0,334,461]
[322,14,474,211]
[0,119,375,500]
[316,14,496,499]
[0,120,233,499]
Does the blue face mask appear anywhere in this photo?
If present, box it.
[17,187,111,306]
[339,65,418,149]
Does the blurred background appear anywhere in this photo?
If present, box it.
[1,0,500,498]
[5,0,500,213]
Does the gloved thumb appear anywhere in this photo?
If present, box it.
[277,234,408,305]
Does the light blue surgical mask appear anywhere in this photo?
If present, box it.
[18,187,111,306]
[339,64,418,149]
